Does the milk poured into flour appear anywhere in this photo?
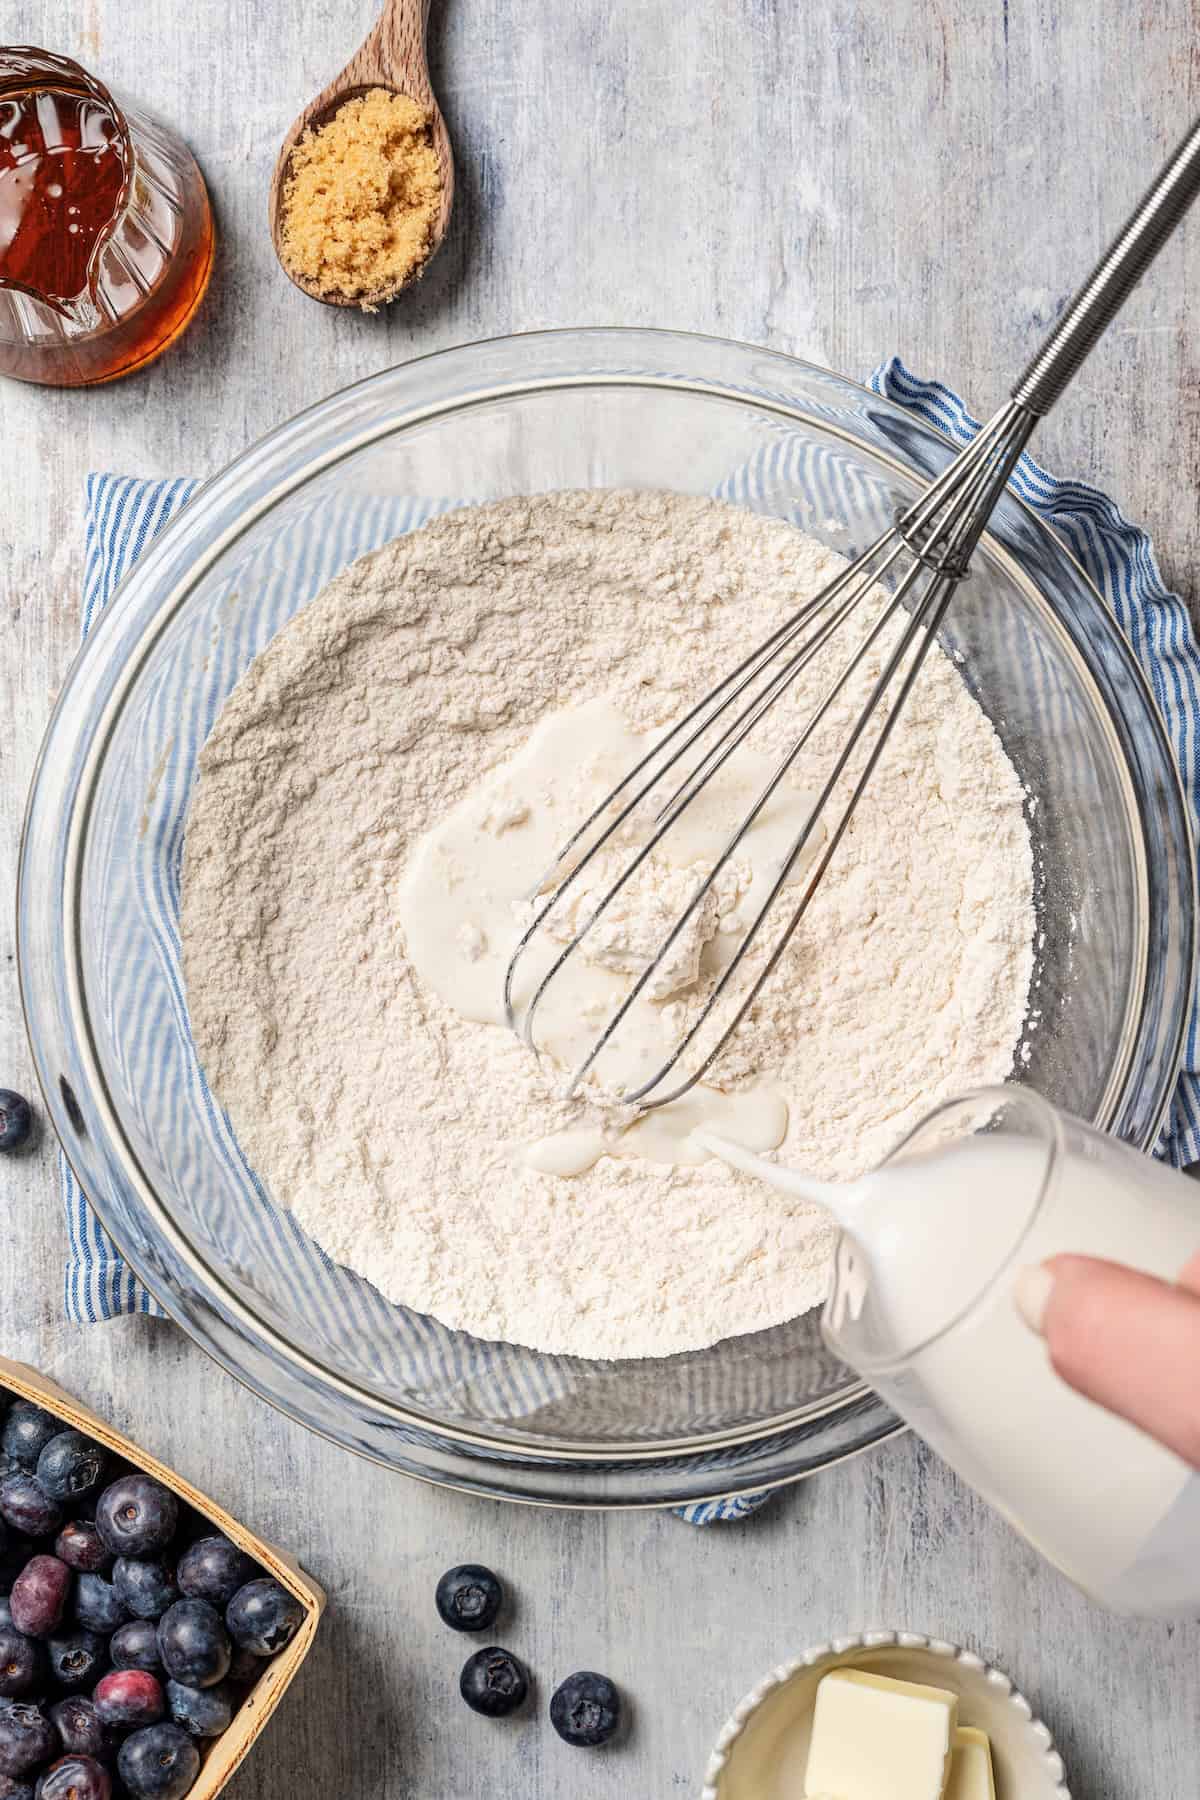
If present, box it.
[397,696,822,1172]
[712,1124,1199,1612]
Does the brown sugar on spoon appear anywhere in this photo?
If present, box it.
[278,89,443,309]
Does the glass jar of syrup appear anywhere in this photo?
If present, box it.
[0,47,213,386]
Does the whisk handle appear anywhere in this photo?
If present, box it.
[1012,115,1200,417]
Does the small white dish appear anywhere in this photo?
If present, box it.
[702,1628,1070,1800]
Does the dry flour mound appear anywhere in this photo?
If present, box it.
[181,490,1034,1360]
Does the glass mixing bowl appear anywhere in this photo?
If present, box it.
[18,330,1195,1506]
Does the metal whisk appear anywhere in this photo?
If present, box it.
[506,117,1200,1110]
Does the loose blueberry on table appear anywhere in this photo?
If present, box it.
[459,1647,529,1717]
[0,1093,33,1156]
[435,1564,503,1633]
[549,1669,623,1747]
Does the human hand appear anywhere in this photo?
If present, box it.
[1015,1253,1200,1469]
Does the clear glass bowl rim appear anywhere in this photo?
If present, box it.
[17,327,1196,1504]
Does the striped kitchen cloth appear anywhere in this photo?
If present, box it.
[63,360,1200,1525]
[63,473,200,1324]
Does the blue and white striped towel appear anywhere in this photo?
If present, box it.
[63,359,1200,1525]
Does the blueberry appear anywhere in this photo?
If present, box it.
[47,1698,103,1759]
[116,1723,199,1800]
[10,1559,69,1639]
[73,1574,127,1638]
[0,1094,32,1156]
[1,1411,59,1477]
[53,1528,109,1579]
[112,1561,176,1626]
[93,1672,164,1731]
[223,1581,302,1659]
[458,1647,528,1718]
[34,1758,111,1800]
[35,1439,105,1509]
[435,1565,503,1634]
[46,1629,106,1692]
[164,1680,233,1740]
[0,1477,62,1542]
[109,1622,160,1675]
[0,1704,56,1777]
[94,1480,176,1562]
[0,1629,42,1700]
[0,1777,33,1800]
[174,1540,251,1612]
[549,1670,622,1747]
[155,1602,229,1690]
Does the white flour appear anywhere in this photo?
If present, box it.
[181,490,1034,1360]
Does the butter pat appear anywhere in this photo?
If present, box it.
[946,1726,996,1800]
[804,1668,958,1800]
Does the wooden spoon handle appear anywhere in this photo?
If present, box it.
[348,0,435,105]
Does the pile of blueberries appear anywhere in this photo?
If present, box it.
[0,1396,306,1800]
[438,1564,623,1750]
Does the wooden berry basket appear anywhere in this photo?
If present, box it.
[0,1353,325,1800]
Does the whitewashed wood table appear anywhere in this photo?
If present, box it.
[3,3,1199,1795]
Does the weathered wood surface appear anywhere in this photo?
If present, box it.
[3,3,1199,1796]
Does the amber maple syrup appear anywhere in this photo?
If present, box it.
[0,49,213,387]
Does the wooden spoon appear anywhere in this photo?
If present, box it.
[269,0,455,308]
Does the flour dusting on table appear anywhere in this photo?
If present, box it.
[181,491,1034,1359]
